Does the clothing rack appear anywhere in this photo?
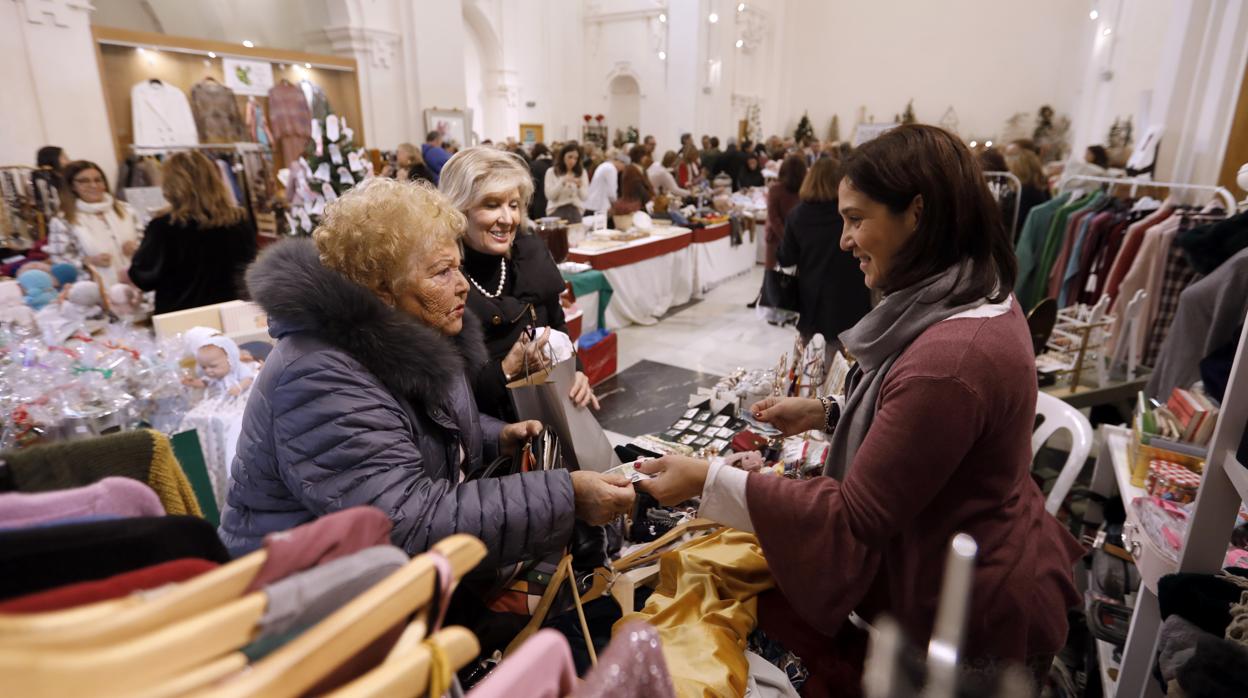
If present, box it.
[983,170,1022,238]
[1056,173,1237,213]
[129,143,266,155]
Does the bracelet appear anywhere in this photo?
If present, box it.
[818,396,840,433]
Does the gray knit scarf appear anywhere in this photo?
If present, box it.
[825,263,987,479]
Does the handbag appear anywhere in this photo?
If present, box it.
[761,265,800,313]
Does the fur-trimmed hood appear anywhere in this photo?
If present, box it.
[246,239,488,406]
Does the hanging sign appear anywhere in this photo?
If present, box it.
[223,57,274,97]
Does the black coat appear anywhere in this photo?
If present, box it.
[529,158,553,220]
[465,233,574,421]
[777,200,872,342]
[129,213,257,314]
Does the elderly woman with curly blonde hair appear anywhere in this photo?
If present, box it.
[218,178,634,567]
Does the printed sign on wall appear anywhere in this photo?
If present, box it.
[223,57,274,97]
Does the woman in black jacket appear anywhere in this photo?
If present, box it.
[778,156,871,345]
[129,151,256,314]
[737,153,765,189]
[440,146,599,421]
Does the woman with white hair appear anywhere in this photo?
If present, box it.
[440,147,600,421]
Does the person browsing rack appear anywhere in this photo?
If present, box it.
[440,147,599,421]
[636,125,1082,694]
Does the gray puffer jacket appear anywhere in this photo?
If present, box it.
[218,240,575,568]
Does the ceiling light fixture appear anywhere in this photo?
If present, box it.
[658,51,667,60]
[735,39,744,48]
[304,62,312,69]
[1102,27,1112,36]
[208,51,216,58]
[242,40,255,48]
[738,3,746,11]
[659,13,666,23]
[1089,9,1099,19]
[985,140,993,147]
[708,12,719,23]
[969,140,978,148]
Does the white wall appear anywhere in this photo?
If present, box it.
[775,0,1089,143]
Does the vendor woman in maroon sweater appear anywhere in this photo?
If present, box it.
[638,124,1082,694]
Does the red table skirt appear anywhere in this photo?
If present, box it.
[690,221,731,243]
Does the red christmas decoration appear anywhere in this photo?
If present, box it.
[583,114,592,123]
[595,114,605,123]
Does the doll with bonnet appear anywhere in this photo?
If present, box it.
[182,327,257,398]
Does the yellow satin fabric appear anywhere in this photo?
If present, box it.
[616,528,775,698]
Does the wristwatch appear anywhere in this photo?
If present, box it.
[818,396,841,433]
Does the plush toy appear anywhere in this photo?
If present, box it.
[50,263,79,288]
[183,328,257,398]
[0,279,37,328]
[17,269,57,310]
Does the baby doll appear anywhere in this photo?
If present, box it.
[184,330,257,398]
[17,269,57,310]
[107,284,143,317]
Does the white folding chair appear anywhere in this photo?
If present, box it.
[1033,392,1094,515]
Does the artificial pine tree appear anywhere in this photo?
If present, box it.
[827,114,840,143]
[286,113,369,237]
[900,100,916,125]
[794,112,815,143]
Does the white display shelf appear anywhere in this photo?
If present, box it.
[1097,639,1120,697]
[1102,426,1178,594]
[1221,448,1248,505]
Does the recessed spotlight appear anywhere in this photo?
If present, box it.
[658,51,667,60]
[1102,27,1112,36]
[969,140,978,148]
[659,13,666,23]
[136,47,145,54]
[208,51,216,58]
[242,40,255,48]
[985,140,993,147]
[738,3,746,11]
[735,39,744,48]
[1089,9,1099,20]
[304,62,312,69]
[708,12,719,23]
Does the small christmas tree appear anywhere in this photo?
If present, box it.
[900,100,916,125]
[827,114,840,143]
[286,113,369,237]
[794,112,815,143]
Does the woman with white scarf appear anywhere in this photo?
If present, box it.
[47,160,143,288]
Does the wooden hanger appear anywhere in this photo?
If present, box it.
[0,586,268,697]
[132,652,247,698]
[193,535,486,698]
[0,550,266,648]
[324,627,479,698]
[612,518,719,572]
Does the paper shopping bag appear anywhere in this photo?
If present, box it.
[508,358,621,472]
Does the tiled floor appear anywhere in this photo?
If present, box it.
[598,267,797,441]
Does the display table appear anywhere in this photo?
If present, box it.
[691,221,757,293]
[567,229,694,327]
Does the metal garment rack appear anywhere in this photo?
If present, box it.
[1056,173,1237,212]
[128,142,266,156]
[983,170,1022,238]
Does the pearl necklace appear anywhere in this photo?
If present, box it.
[467,257,507,298]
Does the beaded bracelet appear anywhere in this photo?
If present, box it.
[818,396,840,433]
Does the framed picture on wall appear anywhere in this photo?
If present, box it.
[424,109,470,148]
[520,123,544,145]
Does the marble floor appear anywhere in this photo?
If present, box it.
[597,266,797,442]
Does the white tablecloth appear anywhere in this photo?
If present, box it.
[694,235,758,294]
[604,246,695,327]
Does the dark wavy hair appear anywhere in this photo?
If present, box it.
[842,124,1016,304]
[553,143,583,177]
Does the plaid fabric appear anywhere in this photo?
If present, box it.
[1143,220,1203,366]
